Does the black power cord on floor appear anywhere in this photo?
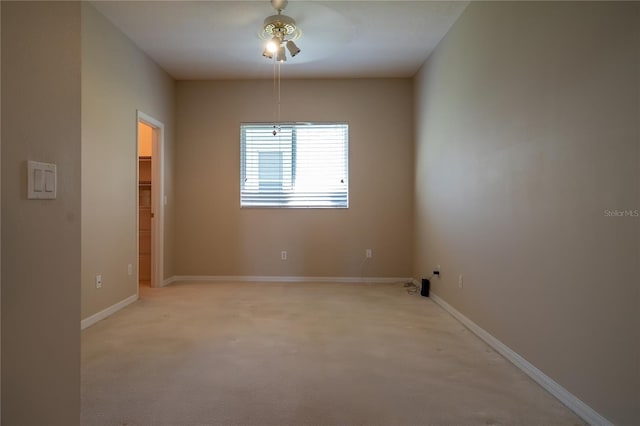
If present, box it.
[400,274,437,297]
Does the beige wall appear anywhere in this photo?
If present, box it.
[0,0,3,418]
[413,2,639,424]
[175,79,413,278]
[81,3,175,319]
[635,13,640,416]
[1,2,81,424]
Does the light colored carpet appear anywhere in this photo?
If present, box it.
[81,281,584,426]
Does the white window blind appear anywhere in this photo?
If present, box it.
[240,123,349,208]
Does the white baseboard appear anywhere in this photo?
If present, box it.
[429,292,612,426]
[162,276,176,287]
[163,275,412,285]
[80,294,138,330]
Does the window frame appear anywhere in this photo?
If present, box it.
[240,122,349,209]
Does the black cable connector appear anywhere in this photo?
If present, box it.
[433,270,440,277]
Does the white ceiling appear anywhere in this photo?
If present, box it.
[91,1,469,80]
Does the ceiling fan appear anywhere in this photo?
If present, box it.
[261,0,301,62]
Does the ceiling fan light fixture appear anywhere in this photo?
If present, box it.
[263,14,298,39]
[286,40,300,57]
[262,47,274,59]
[277,44,287,62]
[260,0,301,62]
[266,36,281,53]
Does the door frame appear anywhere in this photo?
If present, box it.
[137,110,165,289]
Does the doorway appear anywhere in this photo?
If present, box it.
[136,111,165,291]
[138,122,153,288]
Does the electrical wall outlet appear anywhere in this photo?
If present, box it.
[458,274,464,288]
[366,249,372,258]
[433,264,441,277]
[95,274,102,289]
[127,264,133,276]
[281,251,287,261]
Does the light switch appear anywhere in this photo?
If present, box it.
[33,169,44,192]
[27,160,57,199]
[45,170,55,192]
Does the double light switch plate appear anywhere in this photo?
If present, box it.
[27,160,57,200]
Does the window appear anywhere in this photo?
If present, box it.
[241,123,349,208]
